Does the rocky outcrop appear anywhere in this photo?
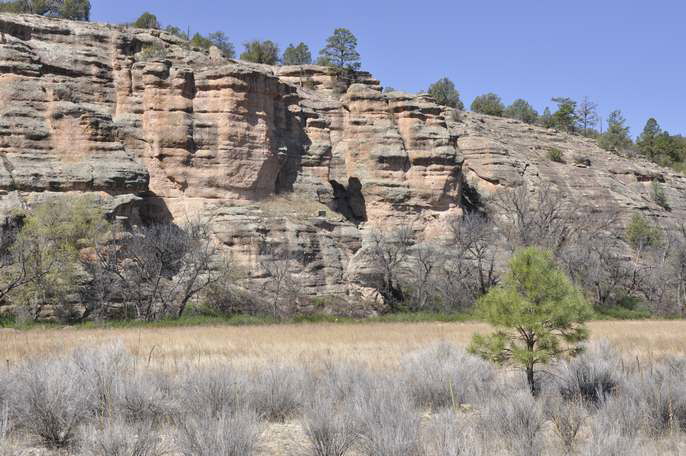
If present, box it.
[0,14,684,315]
[456,113,686,227]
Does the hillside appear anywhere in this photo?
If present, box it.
[0,13,684,316]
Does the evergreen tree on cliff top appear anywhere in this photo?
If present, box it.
[318,28,361,71]
[428,77,464,110]
[283,42,312,65]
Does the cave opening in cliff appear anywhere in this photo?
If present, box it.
[329,177,367,225]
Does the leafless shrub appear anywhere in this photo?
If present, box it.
[71,341,132,416]
[308,361,379,410]
[176,409,263,456]
[79,419,166,456]
[623,362,686,435]
[302,391,357,456]
[179,366,247,419]
[543,393,586,454]
[423,409,483,456]
[12,358,92,448]
[0,406,8,446]
[594,393,644,436]
[478,391,544,456]
[402,343,497,410]
[115,371,177,424]
[354,381,424,456]
[586,415,641,456]
[246,364,306,422]
[553,340,622,405]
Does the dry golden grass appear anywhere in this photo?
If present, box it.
[1,320,685,369]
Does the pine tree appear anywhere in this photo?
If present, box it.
[469,247,591,394]
[282,42,312,65]
[599,110,632,151]
[637,118,662,159]
[318,28,361,71]
[240,40,280,65]
[427,77,464,110]
[504,99,538,124]
[207,32,235,58]
[471,93,505,116]
[133,12,160,29]
[550,97,578,132]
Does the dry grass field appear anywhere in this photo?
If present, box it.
[2,320,685,368]
[2,320,686,456]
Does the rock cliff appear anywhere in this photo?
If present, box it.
[0,14,684,314]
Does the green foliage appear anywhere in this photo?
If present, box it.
[540,106,553,128]
[0,0,90,20]
[132,11,159,29]
[470,93,505,116]
[282,42,311,65]
[240,40,280,65]
[652,180,669,210]
[598,110,632,151]
[318,28,361,71]
[427,77,464,110]
[10,196,107,322]
[550,97,578,132]
[207,31,235,58]
[637,118,686,171]
[625,213,662,251]
[547,147,564,163]
[504,99,538,124]
[469,247,591,394]
[164,25,188,40]
[190,33,211,49]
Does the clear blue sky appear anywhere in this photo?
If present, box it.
[91,0,685,137]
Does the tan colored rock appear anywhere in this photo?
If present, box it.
[0,14,685,314]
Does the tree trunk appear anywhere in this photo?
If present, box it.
[526,364,536,396]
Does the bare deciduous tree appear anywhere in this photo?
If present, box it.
[448,211,498,296]
[367,222,415,310]
[259,245,301,319]
[492,183,575,254]
[406,242,443,311]
[93,221,225,321]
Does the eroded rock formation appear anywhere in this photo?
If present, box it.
[0,14,684,314]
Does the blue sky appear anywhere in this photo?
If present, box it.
[91,0,685,136]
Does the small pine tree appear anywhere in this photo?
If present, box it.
[240,40,280,65]
[598,110,632,151]
[550,97,578,132]
[132,12,160,29]
[469,247,591,395]
[471,93,505,116]
[318,28,361,71]
[637,118,661,160]
[427,77,464,110]
[207,31,235,58]
[282,42,312,65]
[504,99,538,124]
[626,213,662,251]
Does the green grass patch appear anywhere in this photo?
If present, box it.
[2,311,479,331]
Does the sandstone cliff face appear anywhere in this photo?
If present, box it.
[0,14,684,314]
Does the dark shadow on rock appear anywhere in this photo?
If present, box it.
[329,177,367,225]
